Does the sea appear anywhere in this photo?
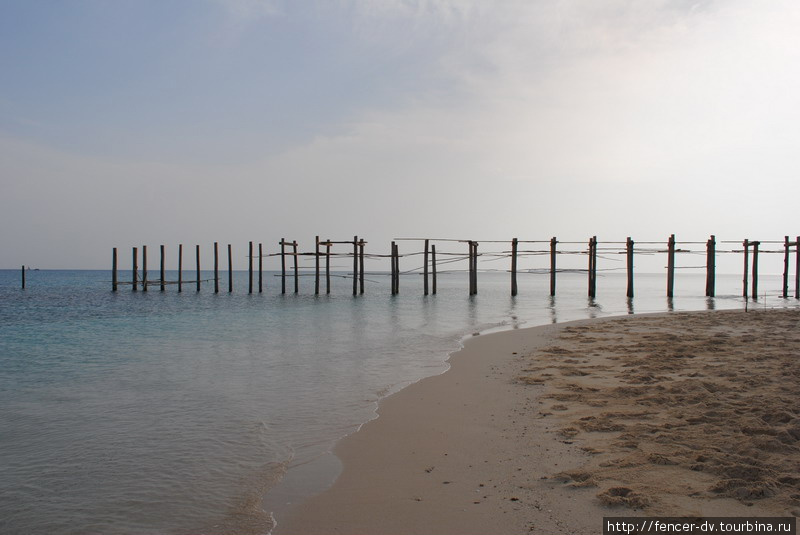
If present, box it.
[1,267,797,535]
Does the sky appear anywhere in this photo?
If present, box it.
[1,0,799,272]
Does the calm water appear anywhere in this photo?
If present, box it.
[1,268,796,534]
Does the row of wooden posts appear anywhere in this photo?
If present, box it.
[107,235,800,300]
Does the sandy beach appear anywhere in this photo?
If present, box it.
[275,308,800,534]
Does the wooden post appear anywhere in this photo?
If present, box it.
[392,242,399,295]
[626,237,634,298]
[293,240,299,294]
[178,244,183,293]
[587,237,594,298]
[390,242,396,295]
[280,239,286,294]
[468,241,474,295]
[248,241,253,294]
[214,242,219,294]
[142,245,148,292]
[666,234,675,298]
[474,241,478,294]
[743,239,749,299]
[352,236,358,296]
[196,245,201,292]
[132,247,138,292]
[424,239,430,296]
[326,239,331,295]
[550,237,557,296]
[783,236,789,299]
[511,238,518,297]
[21,265,25,289]
[431,244,437,295]
[315,236,320,295]
[796,236,799,299]
[706,235,716,297]
[160,245,165,292]
[751,241,759,299]
[359,239,365,295]
[112,248,118,291]
[228,244,233,293]
[259,243,263,293]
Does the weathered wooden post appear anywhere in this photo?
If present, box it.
[21,265,25,289]
[293,240,299,294]
[796,236,799,299]
[431,244,437,295]
[160,245,165,292]
[468,241,479,295]
[706,235,716,297]
[751,241,759,299]
[783,236,790,299]
[511,238,518,297]
[468,241,474,295]
[392,242,400,295]
[259,243,263,293]
[315,236,320,295]
[142,245,148,292]
[626,237,634,298]
[214,242,219,294]
[178,244,183,293]
[112,248,118,292]
[473,241,479,295]
[587,237,595,298]
[132,247,138,292]
[742,239,749,299]
[391,241,397,295]
[424,239,430,296]
[195,245,201,292]
[326,239,331,295]
[359,239,365,295]
[352,236,358,296]
[280,239,286,294]
[248,241,253,294]
[666,234,675,298]
[228,244,233,293]
[550,237,557,296]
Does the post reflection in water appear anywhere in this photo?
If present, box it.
[587,297,602,319]
[547,295,557,324]
[627,297,634,315]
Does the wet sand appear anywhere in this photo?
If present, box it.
[276,308,800,534]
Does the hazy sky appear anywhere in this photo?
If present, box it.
[2,0,799,271]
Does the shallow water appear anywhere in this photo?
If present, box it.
[0,268,796,534]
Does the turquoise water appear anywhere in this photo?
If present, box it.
[1,268,796,534]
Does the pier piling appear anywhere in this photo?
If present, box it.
[178,244,183,292]
[249,241,253,294]
[132,247,138,292]
[142,245,148,292]
[228,244,233,293]
[706,235,716,297]
[550,237,557,296]
[667,234,675,298]
[214,242,219,294]
[511,238,518,297]
[431,244,437,295]
[160,245,165,292]
[195,245,201,292]
[112,249,117,291]
[626,237,634,298]
[424,239,430,296]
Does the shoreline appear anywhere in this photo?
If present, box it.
[274,308,800,534]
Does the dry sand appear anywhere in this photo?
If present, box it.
[275,308,800,534]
